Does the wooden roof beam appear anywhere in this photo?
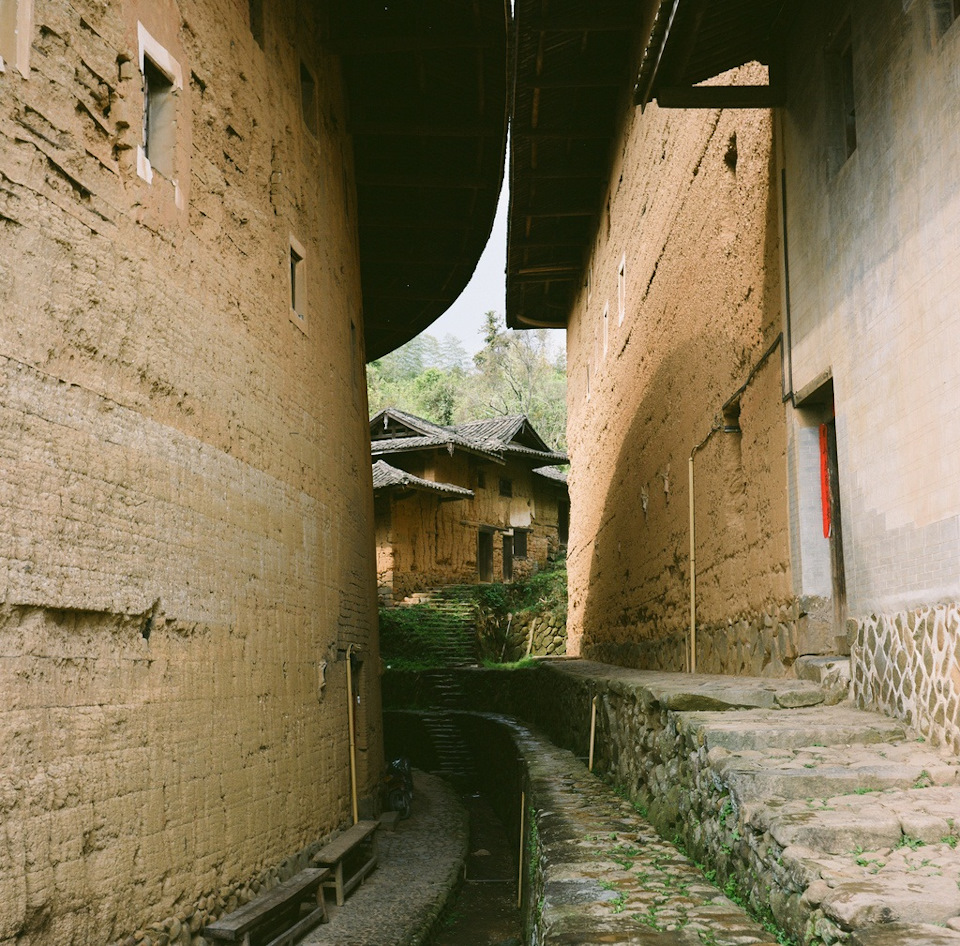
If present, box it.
[655,84,785,108]
[356,170,495,188]
[346,35,501,54]
[351,120,504,137]
[527,13,636,32]
[531,75,624,89]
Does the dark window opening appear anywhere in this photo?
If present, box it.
[290,244,305,318]
[476,469,486,489]
[837,30,857,159]
[249,0,264,46]
[513,530,528,558]
[934,0,960,36]
[143,56,176,180]
[722,397,741,434]
[300,62,318,136]
[499,478,512,497]
[558,501,569,545]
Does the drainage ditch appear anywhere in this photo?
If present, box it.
[385,709,525,946]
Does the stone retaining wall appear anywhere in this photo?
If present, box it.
[853,602,960,755]
[584,600,811,678]
[480,609,567,663]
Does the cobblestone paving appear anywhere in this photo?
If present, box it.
[301,772,468,946]
[500,718,781,946]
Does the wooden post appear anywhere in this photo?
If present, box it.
[588,695,598,772]
[517,790,525,909]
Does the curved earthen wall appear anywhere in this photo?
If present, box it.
[0,2,382,943]
[566,70,794,673]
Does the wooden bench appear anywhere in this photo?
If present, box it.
[310,820,379,906]
[204,867,329,946]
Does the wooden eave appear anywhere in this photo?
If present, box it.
[635,0,791,110]
[332,1,509,361]
[505,0,643,331]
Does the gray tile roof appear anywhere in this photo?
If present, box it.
[533,465,568,485]
[370,408,567,465]
[371,460,474,499]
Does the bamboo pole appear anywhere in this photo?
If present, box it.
[588,695,598,772]
[517,790,526,909]
[346,644,359,825]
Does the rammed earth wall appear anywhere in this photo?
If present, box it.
[0,2,381,944]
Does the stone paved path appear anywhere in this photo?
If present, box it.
[534,660,960,946]
[496,715,782,946]
[301,771,467,946]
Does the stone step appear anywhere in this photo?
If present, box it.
[709,741,960,808]
[678,704,907,753]
[850,924,960,945]
[758,784,960,853]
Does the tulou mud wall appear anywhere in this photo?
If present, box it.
[565,67,803,676]
[0,2,382,944]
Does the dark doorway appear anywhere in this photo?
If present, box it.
[558,500,570,545]
[502,534,513,582]
[821,407,847,633]
[803,378,847,639]
[478,530,494,583]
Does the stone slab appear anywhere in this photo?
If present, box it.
[679,705,906,752]
[821,875,960,928]
[549,661,827,712]
[850,926,960,946]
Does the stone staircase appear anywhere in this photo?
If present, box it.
[534,659,960,946]
[420,670,476,790]
[395,585,477,668]
[393,587,479,788]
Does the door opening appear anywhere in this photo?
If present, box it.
[502,533,513,582]
[478,530,494,583]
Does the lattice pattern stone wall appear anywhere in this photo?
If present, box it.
[853,604,960,753]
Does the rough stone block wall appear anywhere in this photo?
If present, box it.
[0,2,382,943]
[853,603,960,754]
[564,67,794,674]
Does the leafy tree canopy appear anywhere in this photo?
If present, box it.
[367,313,567,450]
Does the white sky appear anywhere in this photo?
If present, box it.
[416,178,566,358]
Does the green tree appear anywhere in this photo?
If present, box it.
[366,314,567,449]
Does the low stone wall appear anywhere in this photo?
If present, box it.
[491,609,567,662]
[584,600,813,678]
[853,602,960,754]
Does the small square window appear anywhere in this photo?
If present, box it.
[137,24,183,199]
[289,234,307,323]
[618,255,626,325]
[829,22,857,164]
[499,478,512,497]
[143,57,176,180]
[300,62,318,136]
[0,0,31,75]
